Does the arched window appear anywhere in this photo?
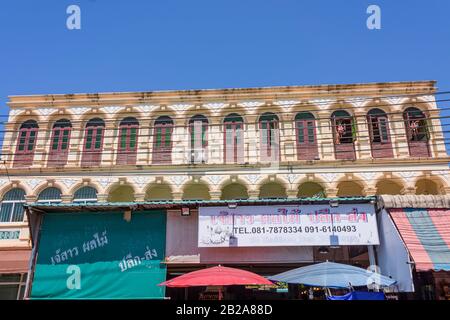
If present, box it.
[189,115,208,164]
[259,181,287,199]
[331,110,356,160]
[37,187,62,204]
[73,186,98,203]
[81,118,105,167]
[259,113,279,162]
[152,116,173,164]
[0,189,26,223]
[403,107,430,157]
[367,109,393,158]
[108,185,135,202]
[117,117,139,165]
[48,119,72,167]
[14,120,39,167]
[295,112,318,160]
[224,114,244,164]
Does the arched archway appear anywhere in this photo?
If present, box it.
[259,181,287,199]
[297,182,325,198]
[182,182,211,200]
[337,181,364,197]
[375,180,403,195]
[108,185,135,202]
[145,183,173,201]
[221,183,249,200]
[415,179,441,195]
[0,188,26,222]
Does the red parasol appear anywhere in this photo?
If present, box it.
[159,265,274,287]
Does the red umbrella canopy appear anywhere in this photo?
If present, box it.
[159,265,274,287]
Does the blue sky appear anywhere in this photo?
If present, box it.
[0,0,450,149]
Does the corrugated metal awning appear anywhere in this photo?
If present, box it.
[380,195,450,209]
[24,197,375,212]
[389,208,450,272]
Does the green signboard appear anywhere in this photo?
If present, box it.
[31,211,167,299]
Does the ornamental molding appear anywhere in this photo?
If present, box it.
[168,104,194,112]
[136,105,159,114]
[132,176,151,189]
[273,100,300,109]
[203,103,229,112]
[26,179,45,190]
[170,176,188,187]
[37,108,57,116]
[308,99,336,110]
[346,97,368,108]
[358,172,378,181]
[284,174,300,184]
[237,101,265,108]
[320,173,340,183]
[244,174,261,185]
[386,97,406,107]
[419,95,435,103]
[0,179,8,187]
[9,109,24,117]
[60,179,79,190]
[398,171,418,181]
[206,175,224,186]
[100,106,124,114]
[70,107,90,116]
[96,178,114,189]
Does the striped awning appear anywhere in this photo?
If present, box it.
[389,208,450,272]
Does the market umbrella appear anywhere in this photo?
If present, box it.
[268,261,396,289]
[159,265,274,287]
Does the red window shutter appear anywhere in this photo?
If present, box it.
[82,125,104,166]
[48,126,71,167]
[14,127,38,167]
[117,123,139,165]
[152,122,173,164]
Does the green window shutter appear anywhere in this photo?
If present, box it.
[165,128,171,147]
[351,120,357,141]
[28,131,36,151]
[297,122,304,143]
[379,118,389,142]
[86,129,93,149]
[52,130,60,150]
[226,124,232,145]
[120,128,127,149]
[261,122,267,145]
[95,128,102,149]
[130,128,137,149]
[61,130,70,150]
[307,121,315,143]
[156,127,162,147]
[202,124,207,146]
[18,131,27,151]
[235,124,242,144]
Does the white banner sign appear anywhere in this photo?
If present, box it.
[198,204,380,247]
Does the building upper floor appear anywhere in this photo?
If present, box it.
[1,80,448,171]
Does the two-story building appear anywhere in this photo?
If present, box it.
[1,80,449,299]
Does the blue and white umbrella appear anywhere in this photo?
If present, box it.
[269,261,396,289]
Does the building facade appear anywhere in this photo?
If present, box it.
[1,80,449,299]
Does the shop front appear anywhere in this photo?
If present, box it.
[377,195,450,300]
[25,208,167,299]
[165,198,380,300]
